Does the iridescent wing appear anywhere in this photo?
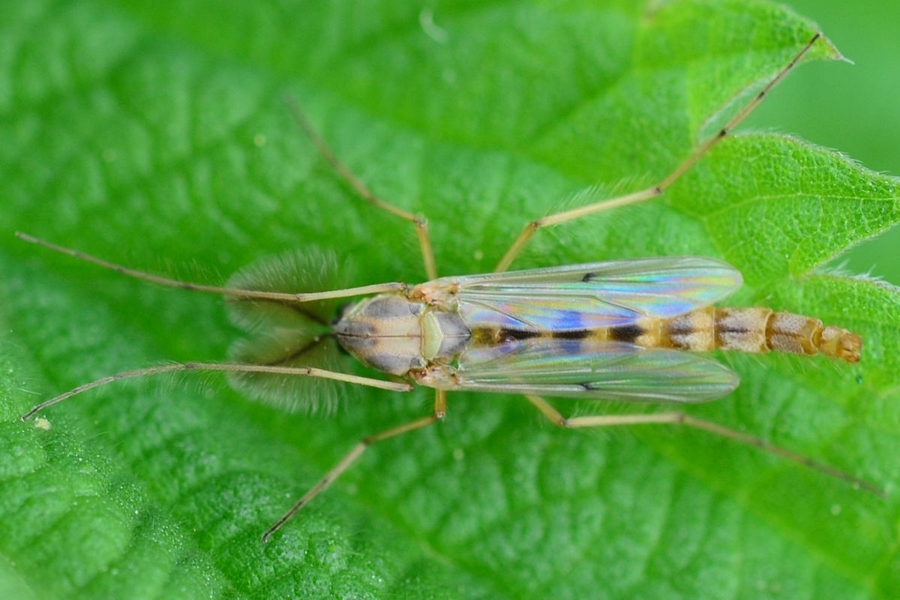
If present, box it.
[448,256,742,331]
[441,256,743,402]
[455,339,739,403]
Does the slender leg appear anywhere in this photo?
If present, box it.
[16,232,406,303]
[494,33,823,273]
[262,389,448,541]
[20,363,412,420]
[525,395,883,496]
[284,99,438,280]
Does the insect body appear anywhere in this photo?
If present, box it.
[337,257,860,401]
[19,236,872,541]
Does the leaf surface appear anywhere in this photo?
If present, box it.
[1,1,899,598]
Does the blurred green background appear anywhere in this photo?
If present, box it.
[750,0,900,284]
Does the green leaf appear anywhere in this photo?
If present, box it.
[2,1,899,599]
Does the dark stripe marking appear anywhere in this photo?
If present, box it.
[609,324,644,343]
[499,328,542,342]
[552,329,591,340]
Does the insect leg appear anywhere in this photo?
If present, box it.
[284,99,437,280]
[525,395,883,496]
[16,232,406,303]
[262,389,447,541]
[20,363,412,420]
[494,33,823,273]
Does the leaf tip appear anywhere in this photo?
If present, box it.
[811,31,845,64]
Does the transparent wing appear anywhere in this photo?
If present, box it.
[447,256,741,330]
[455,339,739,403]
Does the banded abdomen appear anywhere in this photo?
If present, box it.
[465,307,861,364]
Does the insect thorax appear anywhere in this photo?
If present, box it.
[333,294,470,376]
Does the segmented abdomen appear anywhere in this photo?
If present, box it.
[663,307,861,363]
[465,307,862,364]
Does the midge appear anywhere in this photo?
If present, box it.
[20,33,878,542]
